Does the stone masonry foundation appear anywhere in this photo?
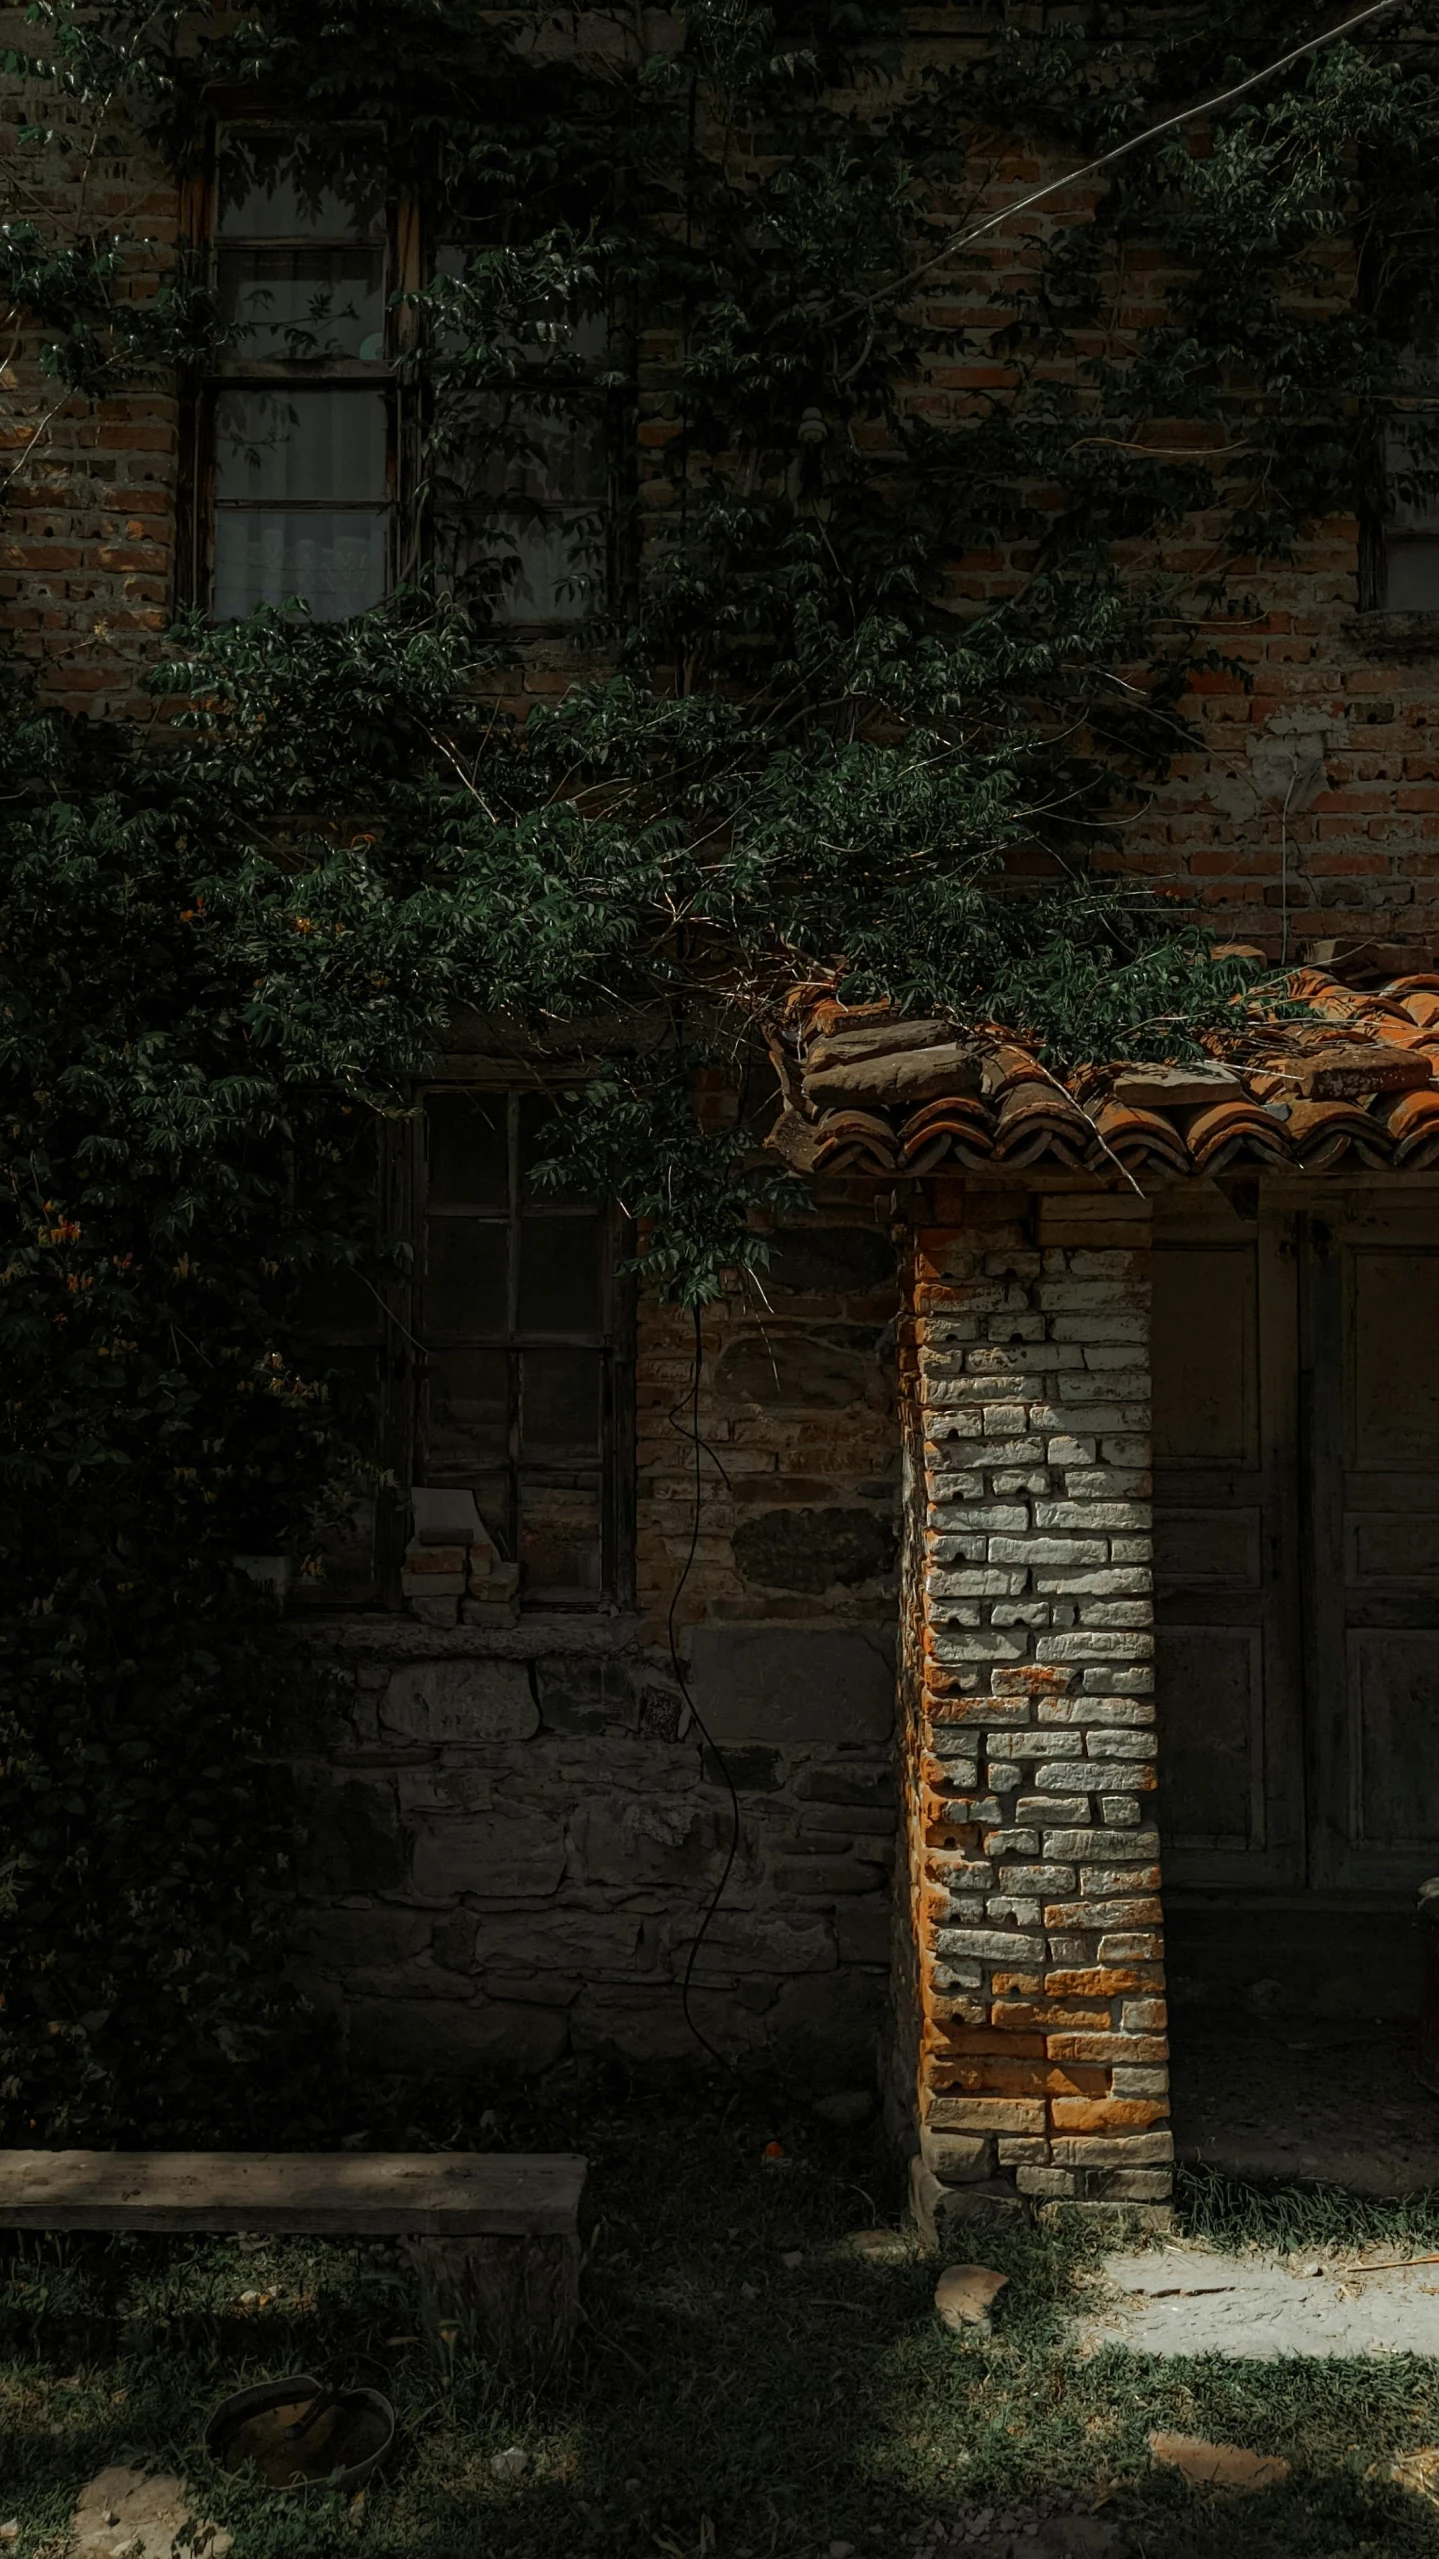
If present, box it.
[897,1184,1172,2221]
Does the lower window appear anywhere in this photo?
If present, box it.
[419,1087,627,1604]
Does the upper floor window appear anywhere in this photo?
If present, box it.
[204,137,397,621]
[195,142,622,629]
[1375,337,1439,612]
[427,243,616,624]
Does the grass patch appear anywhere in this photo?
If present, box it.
[1,2070,1439,2557]
[1176,2166,1439,2257]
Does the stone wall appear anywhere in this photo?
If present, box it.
[297,1611,895,2077]
[293,1208,904,2078]
[897,1182,1172,2223]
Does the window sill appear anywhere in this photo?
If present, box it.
[1350,609,1439,657]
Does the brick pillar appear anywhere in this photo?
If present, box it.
[897,1186,1171,2228]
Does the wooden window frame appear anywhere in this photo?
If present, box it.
[391,1078,635,1612]
[177,110,424,618]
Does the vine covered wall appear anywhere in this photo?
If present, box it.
[4,0,1439,2127]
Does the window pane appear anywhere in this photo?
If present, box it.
[219,245,385,361]
[1388,539,1439,609]
[428,1092,509,1209]
[432,243,608,368]
[521,1349,602,1457]
[494,513,606,622]
[520,1094,593,1203]
[519,1478,604,1596]
[518,1215,602,1332]
[426,1346,510,1473]
[212,509,388,620]
[426,1220,508,1336]
[215,388,387,500]
[472,402,608,505]
[218,160,383,241]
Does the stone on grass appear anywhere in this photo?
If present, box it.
[843,2228,909,2262]
[0,2528,17,2546]
[934,2263,1008,2332]
[490,2447,529,2481]
[1147,2432,1288,2492]
[71,2469,230,2559]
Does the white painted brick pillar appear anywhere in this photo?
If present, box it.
[895,1186,1171,2216]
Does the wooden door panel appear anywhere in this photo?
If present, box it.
[1154,1506,1261,1591]
[1155,1624,1265,1871]
[1152,1205,1304,1891]
[1351,1250,1439,1468]
[1350,1631,1439,1871]
[1348,1514,1439,1581]
[1305,1215,1439,1891]
[1152,1248,1258,1465]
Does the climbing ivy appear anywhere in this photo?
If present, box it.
[3,0,1437,2130]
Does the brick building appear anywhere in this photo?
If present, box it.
[7,13,1439,2217]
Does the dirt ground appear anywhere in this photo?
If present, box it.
[1170,2011,1439,2191]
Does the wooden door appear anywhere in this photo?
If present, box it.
[1152,1195,1306,1890]
[1304,1198,1439,1893]
[1155,1189,1439,1901]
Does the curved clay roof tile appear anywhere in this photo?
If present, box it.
[1187,1099,1292,1174]
[992,1080,1091,1168]
[1088,1099,1191,1175]
[809,1108,899,1174]
[1383,1085,1439,1167]
[1285,1098,1395,1169]
[898,1096,995,1171]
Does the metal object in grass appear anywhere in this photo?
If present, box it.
[205,2373,394,2492]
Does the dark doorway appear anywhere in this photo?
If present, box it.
[1153,1185,1439,2183]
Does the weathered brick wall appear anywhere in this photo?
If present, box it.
[294,1208,904,2078]
[899,1183,1172,2220]
[3,36,1437,950]
[0,17,180,718]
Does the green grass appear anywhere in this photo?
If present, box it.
[4,2073,1439,2559]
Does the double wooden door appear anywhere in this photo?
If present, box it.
[1153,1189,1439,1898]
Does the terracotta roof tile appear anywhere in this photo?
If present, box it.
[1383,1085,1439,1168]
[1283,1098,1394,1169]
[1185,1098,1292,1176]
[898,1094,995,1171]
[1088,1099,1191,1176]
[992,1079,1091,1168]
[773,967,1439,1183]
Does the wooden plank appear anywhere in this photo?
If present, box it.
[0,2152,585,2237]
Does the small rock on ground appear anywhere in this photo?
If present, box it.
[935,2264,1008,2331]
[490,2447,529,2480]
[1147,2432,1288,2493]
[844,2228,910,2263]
[72,2469,230,2559]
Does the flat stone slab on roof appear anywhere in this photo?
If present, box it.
[0,2150,584,2236]
[1078,2243,1439,2359]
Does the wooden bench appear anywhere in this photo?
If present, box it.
[0,2150,586,2367]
